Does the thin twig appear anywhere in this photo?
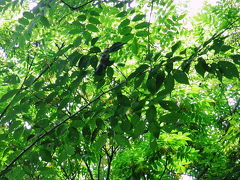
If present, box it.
[60,0,95,10]
[97,155,102,180]
[159,155,168,180]
[83,160,94,180]
[0,80,126,177]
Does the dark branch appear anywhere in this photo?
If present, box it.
[159,155,169,180]
[60,0,95,10]
[0,80,126,177]
[97,155,102,180]
[83,160,94,180]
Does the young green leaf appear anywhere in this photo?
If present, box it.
[171,41,181,53]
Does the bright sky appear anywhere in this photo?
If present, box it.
[188,0,218,15]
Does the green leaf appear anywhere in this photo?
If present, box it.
[177,14,186,20]
[68,127,79,142]
[0,89,18,102]
[135,22,150,29]
[146,105,156,122]
[145,53,153,61]
[220,45,232,52]
[78,15,87,21]
[171,41,181,53]
[83,31,92,41]
[78,55,90,69]
[91,37,99,46]
[73,36,82,47]
[148,121,160,138]
[156,71,165,91]
[117,94,131,107]
[107,67,114,78]
[132,14,145,21]
[68,51,82,66]
[93,134,107,150]
[40,149,52,162]
[40,16,50,27]
[146,76,156,93]
[18,18,29,26]
[89,17,101,24]
[118,26,132,35]
[4,74,20,84]
[136,30,149,37]
[115,134,130,147]
[89,55,98,68]
[90,10,100,16]
[173,70,189,84]
[131,38,139,54]
[218,61,239,79]
[89,46,101,53]
[23,11,34,19]
[122,33,134,42]
[164,74,175,91]
[86,24,99,32]
[69,29,82,34]
[119,18,130,28]
[13,127,24,139]
[230,54,240,65]
[195,58,208,77]
[15,25,25,32]
[82,125,91,140]
[159,100,179,111]
[116,11,127,17]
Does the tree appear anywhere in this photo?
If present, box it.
[0,0,239,179]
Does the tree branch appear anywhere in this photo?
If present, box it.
[0,80,126,177]
[60,0,95,10]
[83,160,94,180]
[97,155,102,180]
[159,155,169,180]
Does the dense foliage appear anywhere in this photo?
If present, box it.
[0,0,239,179]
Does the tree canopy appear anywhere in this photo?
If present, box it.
[0,0,239,179]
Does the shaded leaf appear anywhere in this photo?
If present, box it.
[159,100,179,111]
[218,61,239,79]
[173,70,189,84]
[40,149,52,162]
[115,134,130,147]
[0,89,18,102]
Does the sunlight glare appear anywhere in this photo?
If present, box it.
[188,0,218,15]
[181,174,193,180]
